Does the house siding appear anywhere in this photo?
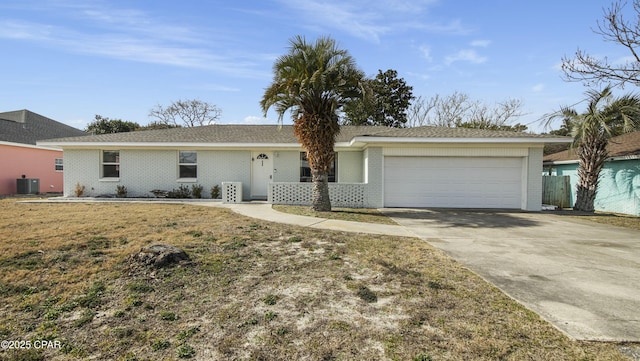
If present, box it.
[0,143,64,194]
[337,151,363,183]
[556,158,640,215]
[525,147,543,211]
[63,149,253,198]
[365,147,384,208]
[63,149,99,196]
[273,151,299,182]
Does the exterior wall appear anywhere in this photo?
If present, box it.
[337,151,363,183]
[273,151,299,182]
[0,143,63,195]
[364,147,384,208]
[63,149,98,196]
[524,147,543,211]
[63,149,252,199]
[556,159,640,216]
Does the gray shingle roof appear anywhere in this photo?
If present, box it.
[0,110,87,145]
[39,124,569,145]
[544,131,640,163]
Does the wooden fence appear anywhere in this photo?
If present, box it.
[542,176,571,208]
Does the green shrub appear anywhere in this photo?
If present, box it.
[116,185,127,198]
[167,185,192,198]
[191,184,203,198]
[210,185,220,199]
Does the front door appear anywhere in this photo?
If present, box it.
[251,152,273,199]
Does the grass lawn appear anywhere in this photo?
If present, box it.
[0,199,633,360]
[575,213,640,231]
[272,204,399,225]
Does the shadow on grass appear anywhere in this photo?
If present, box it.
[382,208,541,229]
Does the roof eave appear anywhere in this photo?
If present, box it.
[350,136,571,146]
[543,153,640,165]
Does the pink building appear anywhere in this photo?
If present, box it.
[0,142,64,194]
[0,110,86,195]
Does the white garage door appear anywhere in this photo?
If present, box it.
[384,157,523,208]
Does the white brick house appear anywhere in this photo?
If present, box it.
[39,125,569,210]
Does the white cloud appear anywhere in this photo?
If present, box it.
[471,39,491,47]
[532,83,545,92]
[276,0,390,42]
[275,0,470,42]
[242,116,268,124]
[445,49,487,65]
[407,71,431,80]
[0,4,268,78]
[419,45,433,62]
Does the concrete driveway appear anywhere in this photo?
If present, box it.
[382,208,640,342]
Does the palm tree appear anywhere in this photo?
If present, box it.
[261,36,364,211]
[549,86,640,212]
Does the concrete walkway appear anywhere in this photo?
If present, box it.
[221,202,415,237]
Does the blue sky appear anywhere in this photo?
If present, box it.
[0,0,632,133]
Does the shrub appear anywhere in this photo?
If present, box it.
[191,184,203,199]
[167,185,192,198]
[74,182,85,197]
[210,185,220,199]
[116,185,127,198]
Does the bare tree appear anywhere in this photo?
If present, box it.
[407,92,526,131]
[562,0,640,88]
[149,99,221,127]
[408,92,472,127]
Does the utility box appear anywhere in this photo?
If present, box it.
[222,182,242,203]
[17,178,40,194]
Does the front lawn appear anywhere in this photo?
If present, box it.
[272,204,399,225]
[0,200,630,360]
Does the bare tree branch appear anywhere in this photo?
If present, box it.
[149,99,221,127]
[562,0,640,88]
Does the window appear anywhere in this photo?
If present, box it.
[102,151,120,178]
[300,152,336,182]
[55,158,63,171]
[179,151,197,178]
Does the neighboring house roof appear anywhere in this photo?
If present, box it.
[0,110,87,145]
[38,124,570,148]
[544,131,640,163]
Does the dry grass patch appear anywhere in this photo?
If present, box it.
[577,213,640,231]
[272,204,398,225]
[0,199,632,360]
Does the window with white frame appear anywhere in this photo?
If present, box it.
[179,151,197,178]
[102,150,120,178]
[300,152,336,182]
[55,158,63,171]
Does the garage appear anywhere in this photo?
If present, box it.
[383,156,523,208]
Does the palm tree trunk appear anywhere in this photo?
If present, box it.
[574,133,608,212]
[311,168,331,212]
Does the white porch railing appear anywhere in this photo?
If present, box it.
[269,182,368,208]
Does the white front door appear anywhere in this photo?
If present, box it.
[251,152,273,199]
